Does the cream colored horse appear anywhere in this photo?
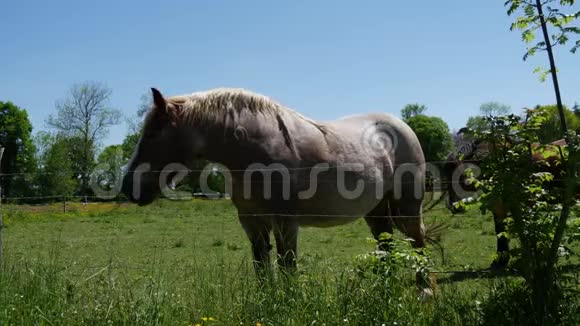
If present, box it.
[122,88,429,289]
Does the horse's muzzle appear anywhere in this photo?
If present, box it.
[121,172,160,206]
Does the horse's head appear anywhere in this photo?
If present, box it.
[122,88,201,205]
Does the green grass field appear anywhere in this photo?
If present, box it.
[0,199,578,325]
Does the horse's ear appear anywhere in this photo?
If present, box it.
[151,88,167,110]
[151,87,181,127]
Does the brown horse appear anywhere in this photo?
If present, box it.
[445,131,567,268]
[122,88,432,292]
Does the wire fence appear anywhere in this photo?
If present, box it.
[0,159,480,283]
[0,162,462,208]
[0,171,458,271]
[2,150,578,287]
[0,212,446,280]
[1,204,451,220]
[3,255,501,277]
[0,159,461,177]
[2,180,571,281]
[0,195,495,278]
[12,258,510,276]
[0,162,550,280]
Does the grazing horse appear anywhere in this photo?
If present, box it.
[445,129,567,268]
[122,88,431,291]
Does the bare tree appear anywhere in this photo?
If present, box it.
[479,101,510,117]
[47,81,121,194]
[126,91,151,134]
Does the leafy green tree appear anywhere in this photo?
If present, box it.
[503,0,579,319]
[507,0,579,132]
[405,115,454,162]
[121,133,140,163]
[67,135,96,183]
[91,145,124,197]
[401,103,427,120]
[0,101,37,197]
[467,110,580,324]
[34,133,78,198]
[47,82,121,195]
[465,116,486,133]
[98,145,123,166]
[534,104,580,142]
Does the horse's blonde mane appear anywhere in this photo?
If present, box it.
[169,88,326,132]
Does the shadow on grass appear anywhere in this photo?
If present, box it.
[437,268,514,285]
[437,262,580,285]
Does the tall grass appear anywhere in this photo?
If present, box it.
[2,256,579,324]
[1,201,578,325]
[0,250,489,326]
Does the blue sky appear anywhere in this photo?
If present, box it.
[1,1,578,147]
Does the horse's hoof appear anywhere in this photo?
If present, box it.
[490,256,510,270]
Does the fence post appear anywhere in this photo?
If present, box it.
[0,146,5,269]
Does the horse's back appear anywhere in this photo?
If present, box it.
[324,113,425,166]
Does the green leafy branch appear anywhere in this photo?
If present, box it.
[506,0,579,81]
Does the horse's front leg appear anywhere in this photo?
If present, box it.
[390,197,435,297]
[239,215,273,282]
[273,216,299,273]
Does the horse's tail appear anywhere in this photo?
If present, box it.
[424,221,448,263]
[423,189,448,212]
[425,222,447,244]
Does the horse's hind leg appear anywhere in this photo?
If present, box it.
[239,214,273,282]
[364,198,394,251]
[491,201,510,269]
[392,201,426,256]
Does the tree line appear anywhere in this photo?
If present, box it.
[1,80,577,202]
[0,82,221,201]
[0,81,125,200]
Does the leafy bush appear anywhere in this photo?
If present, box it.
[465,108,580,322]
[405,115,454,162]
